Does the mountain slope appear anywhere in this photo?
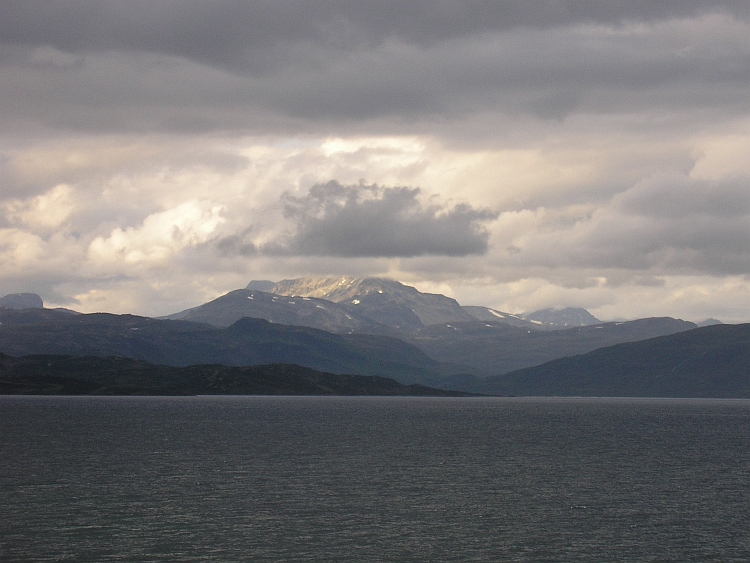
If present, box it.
[0,354,472,396]
[0,308,462,385]
[163,281,697,378]
[524,307,600,327]
[462,306,550,329]
[404,317,697,376]
[477,323,750,397]
[164,289,381,332]
[267,277,477,328]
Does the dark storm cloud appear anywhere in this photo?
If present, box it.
[1,0,748,132]
[3,1,748,67]
[266,181,497,257]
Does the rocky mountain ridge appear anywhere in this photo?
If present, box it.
[262,277,478,328]
[166,289,378,333]
[173,277,558,331]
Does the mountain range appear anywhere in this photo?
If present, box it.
[169,277,585,332]
[164,278,697,376]
[1,279,745,397]
[0,308,457,385]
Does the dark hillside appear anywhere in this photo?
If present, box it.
[0,354,473,396]
[0,309,463,385]
[406,317,696,375]
[477,324,750,397]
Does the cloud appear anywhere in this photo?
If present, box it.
[3,184,75,235]
[3,1,748,66]
[492,173,750,275]
[1,3,748,135]
[613,174,750,219]
[88,200,225,269]
[213,234,257,257]
[0,2,749,322]
[593,175,750,274]
[265,181,497,257]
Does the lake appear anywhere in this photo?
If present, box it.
[2,396,749,562]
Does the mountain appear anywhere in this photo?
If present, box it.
[0,293,43,310]
[0,284,736,396]
[168,279,622,339]
[164,289,383,333]
[168,277,478,332]
[0,308,463,385]
[524,307,600,327]
[403,317,697,377]
[0,354,473,397]
[245,280,276,291]
[462,306,552,330]
[164,279,697,380]
[267,277,477,328]
[697,318,723,327]
[475,323,750,397]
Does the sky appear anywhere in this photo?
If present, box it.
[1,1,749,323]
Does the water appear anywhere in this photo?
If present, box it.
[2,396,749,562]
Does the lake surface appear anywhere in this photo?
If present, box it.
[2,396,749,562]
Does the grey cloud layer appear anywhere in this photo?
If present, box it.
[1,1,749,320]
[505,174,750,275]
[265,181,497,257]
[1,1,748,133]
[5,1,748,62]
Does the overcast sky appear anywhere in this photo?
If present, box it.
[1,0,749,322]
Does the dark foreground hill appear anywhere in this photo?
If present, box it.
[0,308,464,385]
[0,354,473,396]
[475,323,750,397]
